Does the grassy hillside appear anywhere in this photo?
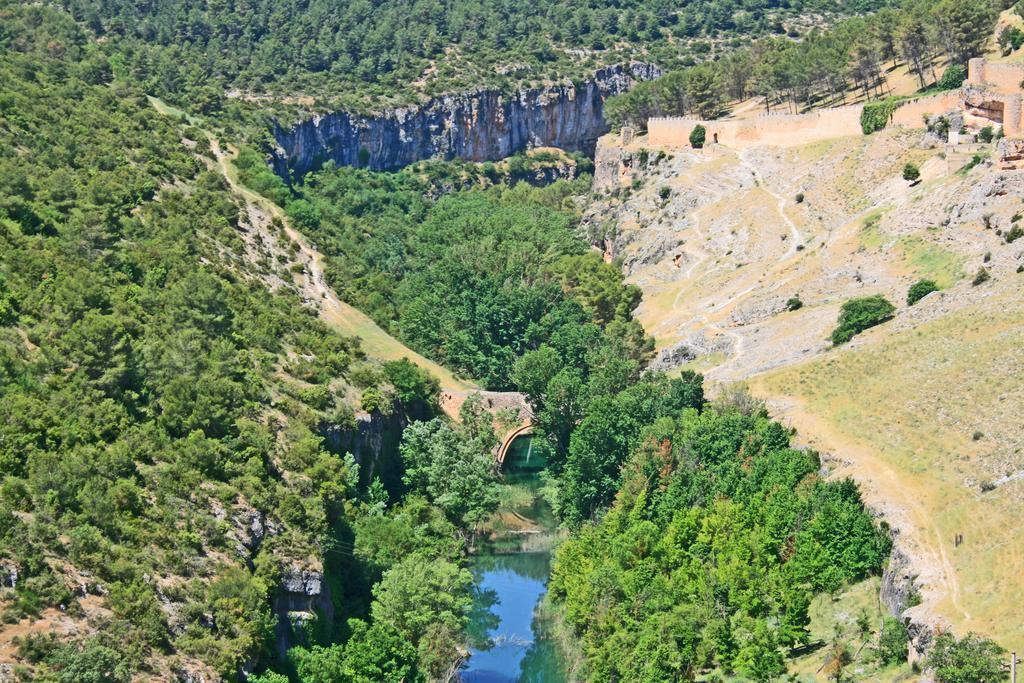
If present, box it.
[590,106,1024,658]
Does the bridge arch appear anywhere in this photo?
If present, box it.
[496,423,534,466]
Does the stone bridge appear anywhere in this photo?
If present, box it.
[439,389,534,467]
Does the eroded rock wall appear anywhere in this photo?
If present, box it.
[271,63,660,180]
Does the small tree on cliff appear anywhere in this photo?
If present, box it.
[689,124,707,149]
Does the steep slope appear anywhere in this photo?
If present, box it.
[271,62,659,179]
[588,126,1024,654]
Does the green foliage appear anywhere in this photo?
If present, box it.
[690,124,708,148]
[928,632,1006,683]
[999,25,1024,54]
[978,125,995,143]
[861,98,900,135]
[605,1,991,128]
[549,406,890,679]
[558,371,706,526]
[972,267,991,286]
[288,165,648,390]
[248,673,290,683]
[786,296,803,311]
[907,279,939,306]
[830,295,895,345]
[399,396,501,529]
[58,0,885,112]
[0,5,436,676]
[382,358,440,412]
[878,617,909,665]
[936,64,968,90]
[903,163,921,182]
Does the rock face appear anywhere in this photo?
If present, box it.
[271,62,660,180]
[273,568,334,659]
[881,543,935,665]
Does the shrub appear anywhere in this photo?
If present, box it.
[689,124,707,149]
[928,632,1005,683]
[298,385,332,410]
[972,267,990,286]
[1005,225,1024,243]
[785,296,803,311]
[830,295,895,345]
[360,387,393,414]
[861,97,899,134]
[794,192,804,204]
[978,126,994,143]
[878,617,909,665]
[928,115,951,138]
[907,279,938,305]
[999,26,1024,54]
[659,186,671,200]
[936,64,966,91]
[903,163,921,182]
[959,153,986,174]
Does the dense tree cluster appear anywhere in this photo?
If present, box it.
[549,397,892,681]
[605,0,1001,127]
[265,163,651,391]
[57,0,885,110]
[0,5,460,680]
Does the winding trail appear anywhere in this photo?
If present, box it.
[202,133,476,395]
[738,148,803,259]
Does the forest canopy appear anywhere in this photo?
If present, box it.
[604,0,1000,127]
[58,0,888,111]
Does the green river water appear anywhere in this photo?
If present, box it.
[460,436,569,682]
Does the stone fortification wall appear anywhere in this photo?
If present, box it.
[889,92,962,129]
[968,57,1024,94]
[648,105,863,148]
[645,59,1024,150]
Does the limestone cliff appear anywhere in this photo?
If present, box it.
[270,62,660,180]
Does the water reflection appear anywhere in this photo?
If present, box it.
[461,437,567,683]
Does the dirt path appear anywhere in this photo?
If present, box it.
[752,387,968,628]
[737,149,803,259]
[205,136,476,395]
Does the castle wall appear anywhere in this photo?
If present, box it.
[968,57,1024,94]
[645,59,1024,150]
[648,105,862,149]
[889,92,962,129]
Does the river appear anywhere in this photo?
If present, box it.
[461,436,568,683]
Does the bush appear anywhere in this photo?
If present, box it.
[907,279,938,305]
[1005,224,1024,243]
[903,163,921,182]
[936,64,967,91]
[659,186,671,200]
[978,126,994,143]
[972,267,990,286]
[929,115,951,138]
[689,124,707,149]
[878,617,909,665]
[785,296,803,311]
[928,632,1005,683]
[794,192,804,204]
[861,98,899,134]
[830,295,895,345]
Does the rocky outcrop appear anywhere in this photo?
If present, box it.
[271,63,660,180]
[273,567,334,659]
[881,544,935,666]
